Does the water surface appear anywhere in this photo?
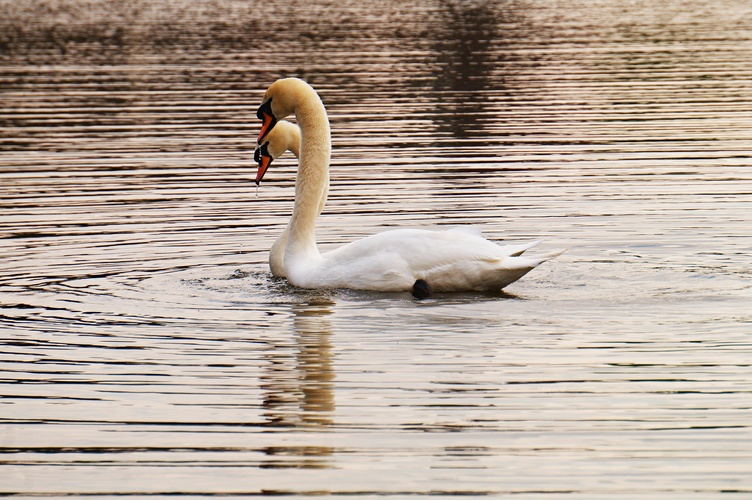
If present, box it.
[1,0,751,497]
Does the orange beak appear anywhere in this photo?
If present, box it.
[256,98,276,143]
[254,141,272,185]
[255,154,272,186]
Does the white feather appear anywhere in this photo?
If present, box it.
[256,78,561,293]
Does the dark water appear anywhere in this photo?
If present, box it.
[2,0,752,497]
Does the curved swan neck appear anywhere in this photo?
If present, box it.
[287,85,331,260]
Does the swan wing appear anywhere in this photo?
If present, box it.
[312,228,554,292]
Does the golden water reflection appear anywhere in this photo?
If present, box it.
[2,0,752,495]
[261,302,335,429]
[259,301,336,468]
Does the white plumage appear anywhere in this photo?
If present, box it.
[255,78,560,294]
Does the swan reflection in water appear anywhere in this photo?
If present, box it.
[260,300,335,469]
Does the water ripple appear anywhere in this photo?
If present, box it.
[2,0,752,496]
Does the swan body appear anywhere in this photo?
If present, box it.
[255,78,560,293]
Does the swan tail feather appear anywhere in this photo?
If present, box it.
[514,248,566,268]
[486,249,564,290]
[500,240,542,257]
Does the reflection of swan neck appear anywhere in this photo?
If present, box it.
[288,89,331,261]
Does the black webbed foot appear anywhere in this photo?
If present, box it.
[412,279,432,299]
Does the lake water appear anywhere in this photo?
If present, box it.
[1,0,751,497]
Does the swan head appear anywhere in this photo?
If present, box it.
[256,78,318,142]
[254,120,301,185]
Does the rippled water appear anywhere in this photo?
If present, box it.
[2,0,752,497]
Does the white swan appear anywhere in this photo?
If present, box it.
[255,120,323,278]
[255,78,560,296]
